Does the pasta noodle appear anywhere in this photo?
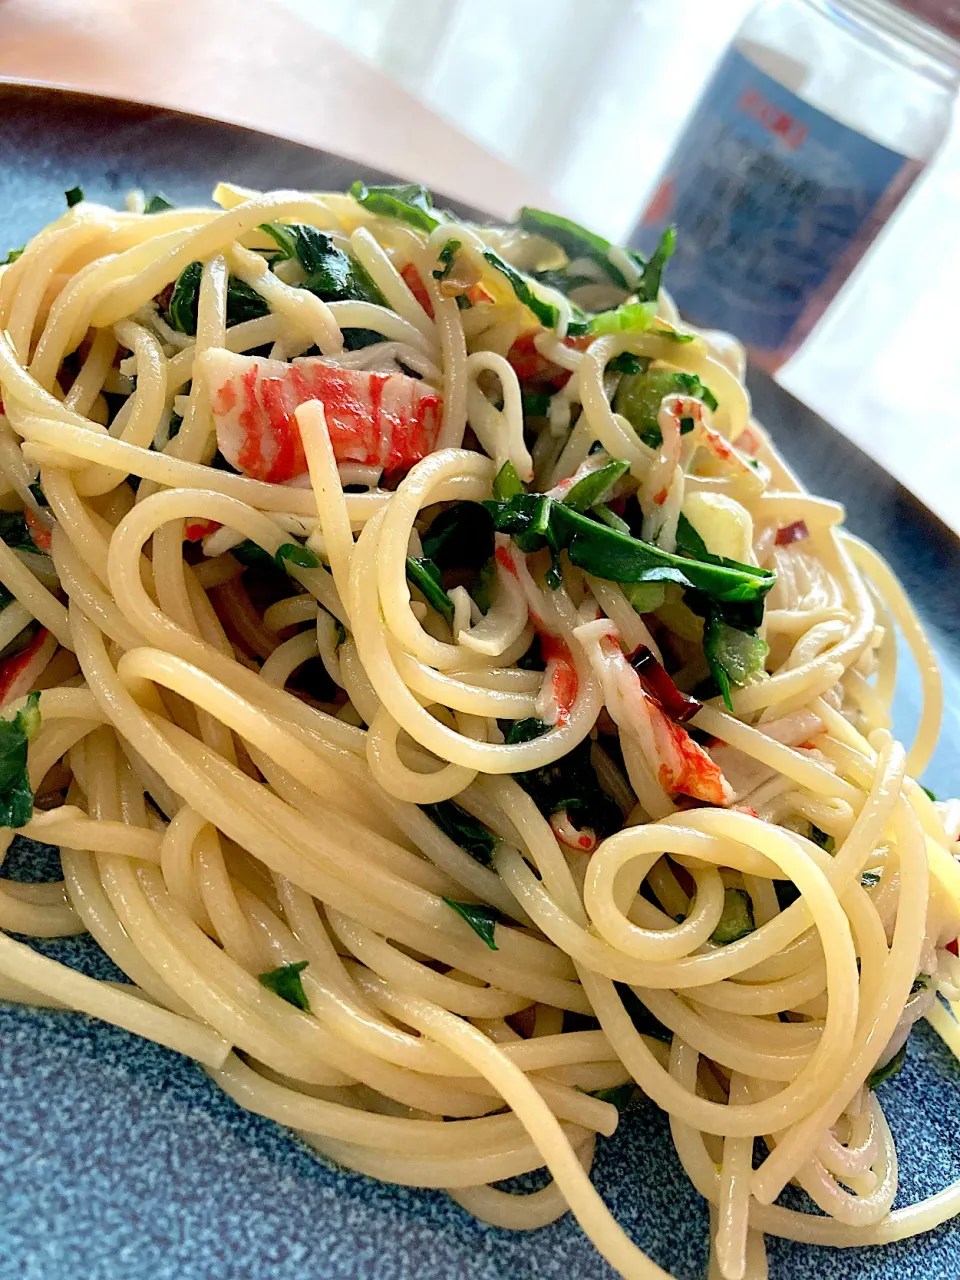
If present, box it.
[0,181,957,1279]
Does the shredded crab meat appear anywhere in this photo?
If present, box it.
[550,809,599,853]
[24,507,52,552]
[0,628,55,706]
[199,349,443,484]
[577,619,733,807]
[493,542,579,728]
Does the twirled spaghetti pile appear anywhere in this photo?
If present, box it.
[0,180,958,1279]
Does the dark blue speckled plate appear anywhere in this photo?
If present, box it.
[1,81,959,1280]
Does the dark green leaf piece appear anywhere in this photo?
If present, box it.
[485,494,775,624]
[615,368,718,449]
[260,222,384,304]
[703,612,769,713]
[867,1041,907,1091]
[422,800,498,867]
[614,982,673,1044]
[493,460,524,502]
[562,459,629,514]
[636,226,676,302]
[0,691,41,828]
[421,503,494,571]
[482,249,560,330]
[588,1082,637,1110]
[810,825,836,854]
[144,193,175,214]
[0,510,39,554]
[518,207,632,289]
[276,542,320,570]
[258,961,311,1010]
[443,899,501,950]
[406,557,455,625]
[349,181,441,232]
[710,888,755,945]
[231,539,276,569]
[433,239,461,280]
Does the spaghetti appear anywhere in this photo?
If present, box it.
[0,179,957,1279]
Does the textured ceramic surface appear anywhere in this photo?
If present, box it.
[0,81,958,1280]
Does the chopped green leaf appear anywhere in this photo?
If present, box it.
[231,539,276,569]
[703,613,769,711]
[473,557,497,614]
[258,221,299,261]
[258,960,310,1010]
[674,512,709,559]
[867,1041,907,1091]
[443,899,501,949]
[615,368,718,449]
[562,459,629,514]
[167,260,270,334]
[3,246,24,265]
[276,542,320,570]
[225,277,270,325]
[651,327,694,343]
[861,869,882,888]
[492,460,524,502]
[922,785,937,802]
[710,887,755,945]
[422,800,498,867]
[636,226,676,302]
[167,261,203,335]
[568,299,657,339]
[65,186,84,208]
[521,390,552,417]
[588,1082,637,1109]
[342,327,388,350]
[485,493,775,625]
[608,351,645,375]
[15,690,41,741]
[614,982,673,1044]
[505,717,550,745]
[482,249,560,330]
[511,732,622,840]
[0,691,41,828]
[28,482,48,508]
[518,207,633,289]
[621,582,667,614]
[421,503,494,571]
[144,193,174,214]
[260,222,384,305]
[810,825,836,854]
[533,268,600,296]
[349,181,441,232]
[406,557,455,625]
[432,239,461,281]
[0,510,39,554]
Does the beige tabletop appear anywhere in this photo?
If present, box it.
[0,0,553,219]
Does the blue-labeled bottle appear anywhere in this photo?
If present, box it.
[631,0,960,370]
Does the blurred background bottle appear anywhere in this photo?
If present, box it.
[631,0,960,371]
